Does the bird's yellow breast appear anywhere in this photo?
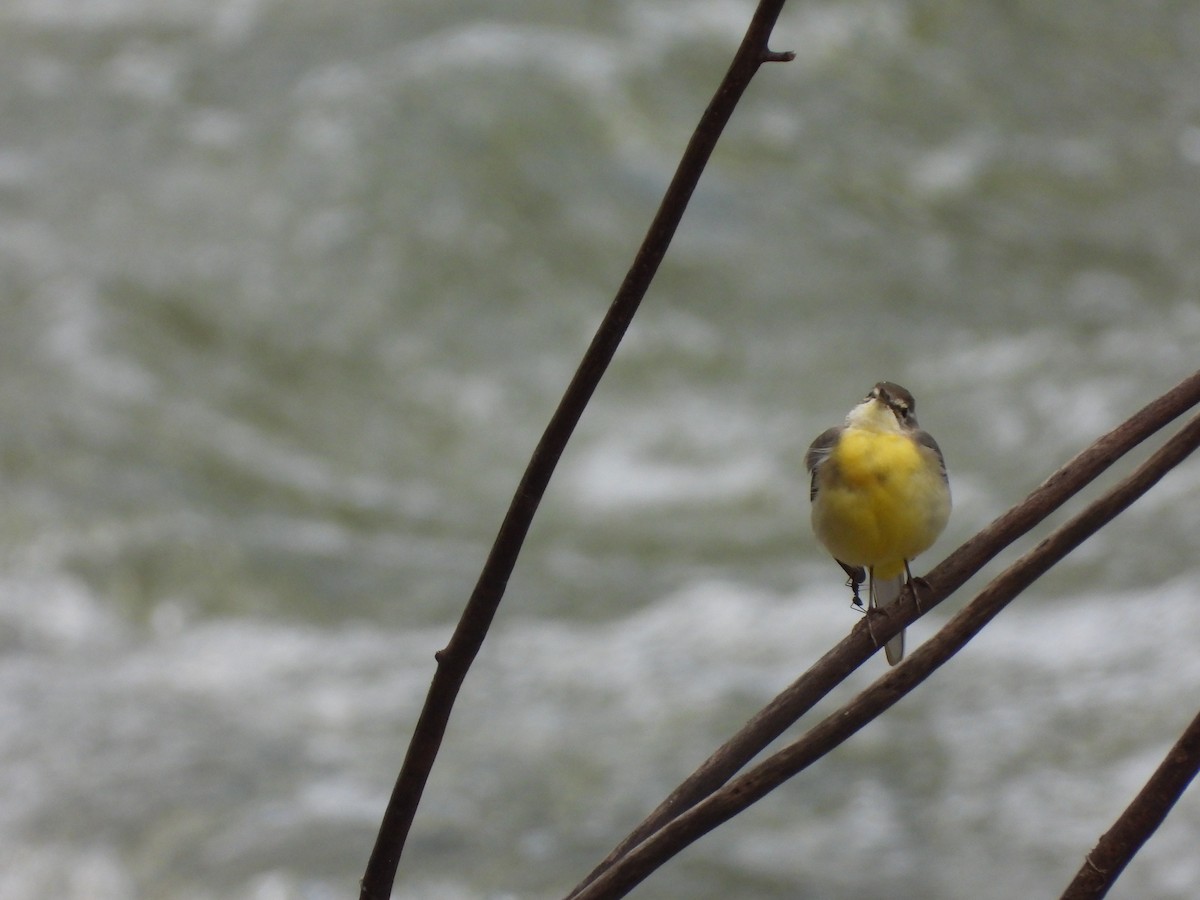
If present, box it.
[812,427,949,578]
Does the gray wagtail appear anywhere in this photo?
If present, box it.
[805,382,951,664]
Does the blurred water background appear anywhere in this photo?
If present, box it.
[2,1,1200,898]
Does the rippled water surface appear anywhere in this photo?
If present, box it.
[2,1,1200,898]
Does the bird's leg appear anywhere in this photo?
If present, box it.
[860,566,884,649]
[904,560,932,614]
[837,560,866,611]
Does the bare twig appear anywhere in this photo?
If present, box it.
[359,4,796,898]
[570,410,1200,900]
[1060,707,1200,899]
[568,370,1200,897]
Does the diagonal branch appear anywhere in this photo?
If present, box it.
[570,409,1200,900]
[567,370,1200,897]
[359,5,796,898]
[1060,706,1200,899]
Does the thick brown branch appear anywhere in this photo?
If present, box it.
[1059,707,1200,899]
[570,410,1200,900]
[359,5,794,898]
[567,370,1200,897]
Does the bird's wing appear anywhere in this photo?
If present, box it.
[914,429,948,485]
[805,425,843,502]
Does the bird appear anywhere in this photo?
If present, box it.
[805,382,950,665]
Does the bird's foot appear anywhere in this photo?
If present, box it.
[909,575,933,614]
[862,604,888,649]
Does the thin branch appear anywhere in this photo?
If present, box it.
[567,370,1200,897]
[571,410,1200,900]
[1060,707,1200,899]
[359,4,795,897]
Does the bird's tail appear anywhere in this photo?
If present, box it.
[871,571,906,665]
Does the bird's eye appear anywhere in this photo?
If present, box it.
[893,403,909,419]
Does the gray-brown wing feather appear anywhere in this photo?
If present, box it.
[805,426,843,502]
[806,425,865,590]
[914,429,948,484]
